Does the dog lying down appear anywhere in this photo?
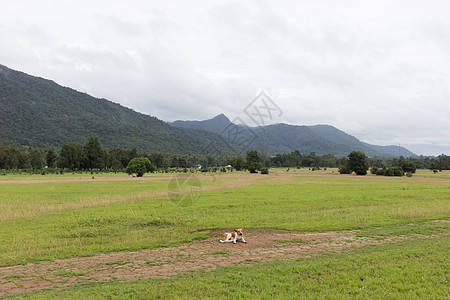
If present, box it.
[219,228,247,244]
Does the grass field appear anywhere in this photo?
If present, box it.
[10,234,449,299]
[0,169,449,298]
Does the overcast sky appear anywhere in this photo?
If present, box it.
[1,1,449,155]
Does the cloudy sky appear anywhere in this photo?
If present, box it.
[1,0,449,155]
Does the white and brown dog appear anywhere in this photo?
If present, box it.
[219,228,247,244]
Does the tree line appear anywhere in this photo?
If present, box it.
[272,150,450,172]
[0,137,449,173]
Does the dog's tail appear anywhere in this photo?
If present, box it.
[219,239,225,243]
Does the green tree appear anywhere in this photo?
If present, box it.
[107,147,127,171]
[437,154,450,170]
[126,157,155,177]
[4,145,28,169]
[229,155,246,171]
[28,148,46,169]
[348,151,369,175]
[398,157,416,174]
[46,148,58,168]
[84,137,106,170]
[150,152,169,169]
[246,150,261,173]
[0,143,6,169]
[338,157,352,174]
[59,143,85,170]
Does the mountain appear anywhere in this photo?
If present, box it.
[0,64,415,157]
[0,64,230,154]
[361,143,416,157]
[171,113,232,134]
[171,115,416,157]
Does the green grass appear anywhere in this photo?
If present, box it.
[207,250,231,255]
[0,173,448,267]
[9,234,449,299]
[277,238,309,243]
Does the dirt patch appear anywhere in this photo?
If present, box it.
[0,228,447,295]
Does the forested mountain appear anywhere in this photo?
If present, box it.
[171,115,416,157]
[0,64,230,154]
[171,113,232,134]
[0,64,415,157]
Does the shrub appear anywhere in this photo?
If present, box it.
[125,157,155,177]
[391,166,404,176]
[260,167,269,174]
[371,166,378,174]
[383,166,403,177]
[376,167,386,176]
[338,164,352,174]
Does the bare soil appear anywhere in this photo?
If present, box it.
[1,228,447,295]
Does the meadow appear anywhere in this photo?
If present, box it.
[0,169,449,298]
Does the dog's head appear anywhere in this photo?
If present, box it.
[234,228,244,236]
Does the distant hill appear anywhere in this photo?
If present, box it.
[0,64,415,157]
[171,113,232,135]
[171,115,416,157]
[0,64,229,154]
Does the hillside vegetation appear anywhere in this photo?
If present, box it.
[1,64,415,157]
[172,116,416,157]
[0,65,228,154]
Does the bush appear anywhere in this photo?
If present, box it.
[338,164,352,174]
[125,157,155,177]
[376,167,386,176]
[370,166,378,174]
[391,166,404,176]
[383,166,403,177]
[260,167,269,174]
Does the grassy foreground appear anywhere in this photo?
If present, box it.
[0,171,449,267]
[8,233,449,299]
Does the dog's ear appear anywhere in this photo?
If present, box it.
[234,229,238,232]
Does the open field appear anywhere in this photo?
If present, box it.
[0,169,449,298]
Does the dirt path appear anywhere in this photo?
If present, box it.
[1,228,447,295]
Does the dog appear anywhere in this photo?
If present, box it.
[219,228,247,244]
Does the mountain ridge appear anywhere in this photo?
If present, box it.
[0,64,230,154]
[0,64,416,157]
[171,114,417,157]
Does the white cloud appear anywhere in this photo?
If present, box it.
[1,0,450,155]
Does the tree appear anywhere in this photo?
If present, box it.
[84,137,106,170]
[150,152,169,169]
[246,150,261,173]
[4,145,28,169]
[229,156,246,171]
[126,157,155,177]
[437,154,450,170]
[398,157,416,174]
[107,147,130,171]
[59,143,85,170]
[28,148,46,169]
[338,157,352,174]
[347,151,369,175]
[46,148,58,168]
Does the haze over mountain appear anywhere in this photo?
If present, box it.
[171,114,416,157]
[1,64,416,157]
